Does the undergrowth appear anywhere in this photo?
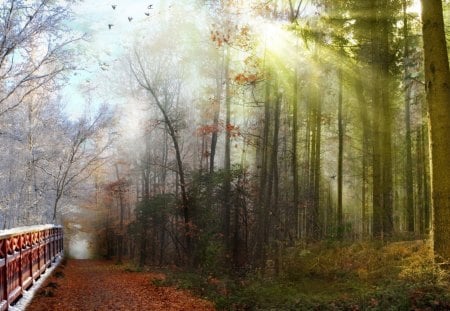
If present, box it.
[156,240,450,310]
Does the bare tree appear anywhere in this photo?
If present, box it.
[35,105,114,222]
[130,53,193,256]
[0,0,76,116]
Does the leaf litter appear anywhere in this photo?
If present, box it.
[26,260,215,311]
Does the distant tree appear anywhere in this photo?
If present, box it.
[130,54,193,258]
[44,106,114,222]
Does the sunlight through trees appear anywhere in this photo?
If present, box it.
[2,2,450,308]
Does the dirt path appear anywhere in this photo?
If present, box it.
[26,259,215,311]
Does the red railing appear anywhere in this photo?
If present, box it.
[0,225,63,311]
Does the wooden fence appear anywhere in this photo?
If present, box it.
[0,225,63,310]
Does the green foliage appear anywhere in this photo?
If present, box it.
[194,237,226,274]
[127,194,176,265]
[135,194,175,223]
[188,166,248,272]
[128,194,175,237]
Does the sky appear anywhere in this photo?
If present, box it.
[62,0,173,119]
[62,0,422,120]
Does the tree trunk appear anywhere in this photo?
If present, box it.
[420,0,450,260]
[210,48,225,174]
[337,67,344,239]
[115,164,125,264]
[291,70,300,240]
[416,128,424,234]
[313,91,322,240]
[422,124,431,233]
[308,78,322,241]
[371,46,383,238]
[223,47,232,253]
[380,5,394,236]
[270,94,281,241]
[354,75,370,238]
[371,0,394,239]
[300,87,312,240]
[256,75,271,266]
[403,0,415,233]
[269,93,281,275]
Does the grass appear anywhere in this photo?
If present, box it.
[155,240,450,310]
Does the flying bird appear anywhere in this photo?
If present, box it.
[128,16,133,22]
[112,4,116,9]
[108,23,113,29]
[148,4,153,9]
[100,63,109,71]
[145,12,150,16]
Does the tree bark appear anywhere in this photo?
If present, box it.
[416,128,424,234]
[337,68,344,239]
[403,0,415,233]
[420,0,450,260]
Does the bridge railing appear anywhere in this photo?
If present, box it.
[0,225,63,311]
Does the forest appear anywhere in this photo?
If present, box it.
[1,0,450,309]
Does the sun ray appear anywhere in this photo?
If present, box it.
[407,0,422,15]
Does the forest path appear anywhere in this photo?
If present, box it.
[26,259,215,311]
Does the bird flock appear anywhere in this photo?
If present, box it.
[108,3,154,29]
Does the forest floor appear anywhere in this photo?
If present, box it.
[157,240,450,310]
[25,259,215,311]
[24,241,450,310]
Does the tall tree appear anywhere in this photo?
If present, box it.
[403,0,415,233]
[223,47,232,252]
[131,55,193,258]
[420,0,450,260]
[337,67,344,239]
[370,0,395,238]
[255,72,271,265]
[291,69,300,240]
